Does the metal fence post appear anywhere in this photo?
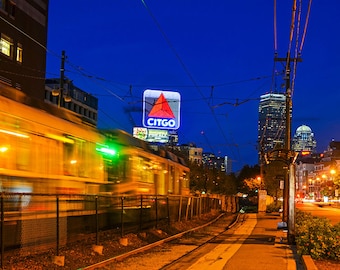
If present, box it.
[120,196,124,237]
[190,197,194,219]
[56,195,60,256]
[185,197,190,221]
[178,196,182,222]
[199,197,202,216]
[95,196,99,245]
[1,193,4,268]
[139,195,143,231]
[155,196,158,229]
[166,196,170,225]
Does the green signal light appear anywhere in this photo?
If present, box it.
[96,142,118,158]
[96,147,116,156]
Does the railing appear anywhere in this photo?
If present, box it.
[0,192,238,267]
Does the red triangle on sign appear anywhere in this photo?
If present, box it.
[148,93,175,118]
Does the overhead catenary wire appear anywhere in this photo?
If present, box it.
[273,0,278,54]
[0,15,49,53]
[286,0,297,74]
[291,0,312,95]
[291,0,302,95]
[299,0,312,53]
[140,0,241,163]
[273,0,313,95]
[262,0,313,158]
[3,1,306,169]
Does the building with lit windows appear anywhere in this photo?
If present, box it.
[0,0,49,100]
[295,155,320,199]
[45,78,98,126]
[224,156,233,174]
[320,140,340,162]
[258,93,286,156]
[202,152,227,173]
[187,145,203,165]
[292,125,317,153]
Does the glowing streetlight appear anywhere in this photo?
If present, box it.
[52,50,71,107]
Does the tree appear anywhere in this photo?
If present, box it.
[263,161,285,199]
[188,161,237,195]
[243,177,261,196]
[236,164,260,193]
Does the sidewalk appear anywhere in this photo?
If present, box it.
[223,212,304,270]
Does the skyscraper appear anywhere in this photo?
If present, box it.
[292,125,317,153]
[258,93,286,156]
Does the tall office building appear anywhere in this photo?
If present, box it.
[292,125,317,153]
[0,0,49,101]
[258,93,286,156]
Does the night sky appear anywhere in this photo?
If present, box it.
[46,1,340,172]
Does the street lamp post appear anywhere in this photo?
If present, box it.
[51,50,71,107]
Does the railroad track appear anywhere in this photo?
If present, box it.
[79,212,244,270]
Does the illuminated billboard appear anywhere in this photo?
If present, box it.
[143,89,181,130]
[133,127,169,143]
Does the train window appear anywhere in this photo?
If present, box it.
[0,127,30,170]
[63,139,97,178]
[46,138,62,175]
[83,142,105,180]
[182,172,190,189]
[168,166,174,193]
[133,156,153,184]
[15,139,30,170]
[0,136,13,169]
[106,155,128,183]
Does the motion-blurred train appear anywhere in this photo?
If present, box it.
[0,94,190,206]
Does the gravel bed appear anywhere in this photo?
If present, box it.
[2,212,221,269]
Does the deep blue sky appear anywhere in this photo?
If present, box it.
[46,1,340,172]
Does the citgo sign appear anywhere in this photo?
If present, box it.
[143,89,181,130]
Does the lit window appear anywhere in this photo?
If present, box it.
[16,43,22,63]
[0,34,13,58]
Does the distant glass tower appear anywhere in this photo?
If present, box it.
[258,93,286,156]
[292,125,317,153]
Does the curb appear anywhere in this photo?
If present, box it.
[302,255,318,270]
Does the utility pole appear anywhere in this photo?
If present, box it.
[58,50,66,108]
[274,52,302,243]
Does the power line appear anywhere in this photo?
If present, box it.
[140,0,250,162]
[299,0,312,53]
[0,15,48,52]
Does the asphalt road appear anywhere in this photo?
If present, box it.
[296,202,340,225]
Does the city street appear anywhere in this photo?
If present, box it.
[296,202,340,225]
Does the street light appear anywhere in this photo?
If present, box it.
[52,50,71,107]
[52,86,71,107]
[330,169,336,176]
